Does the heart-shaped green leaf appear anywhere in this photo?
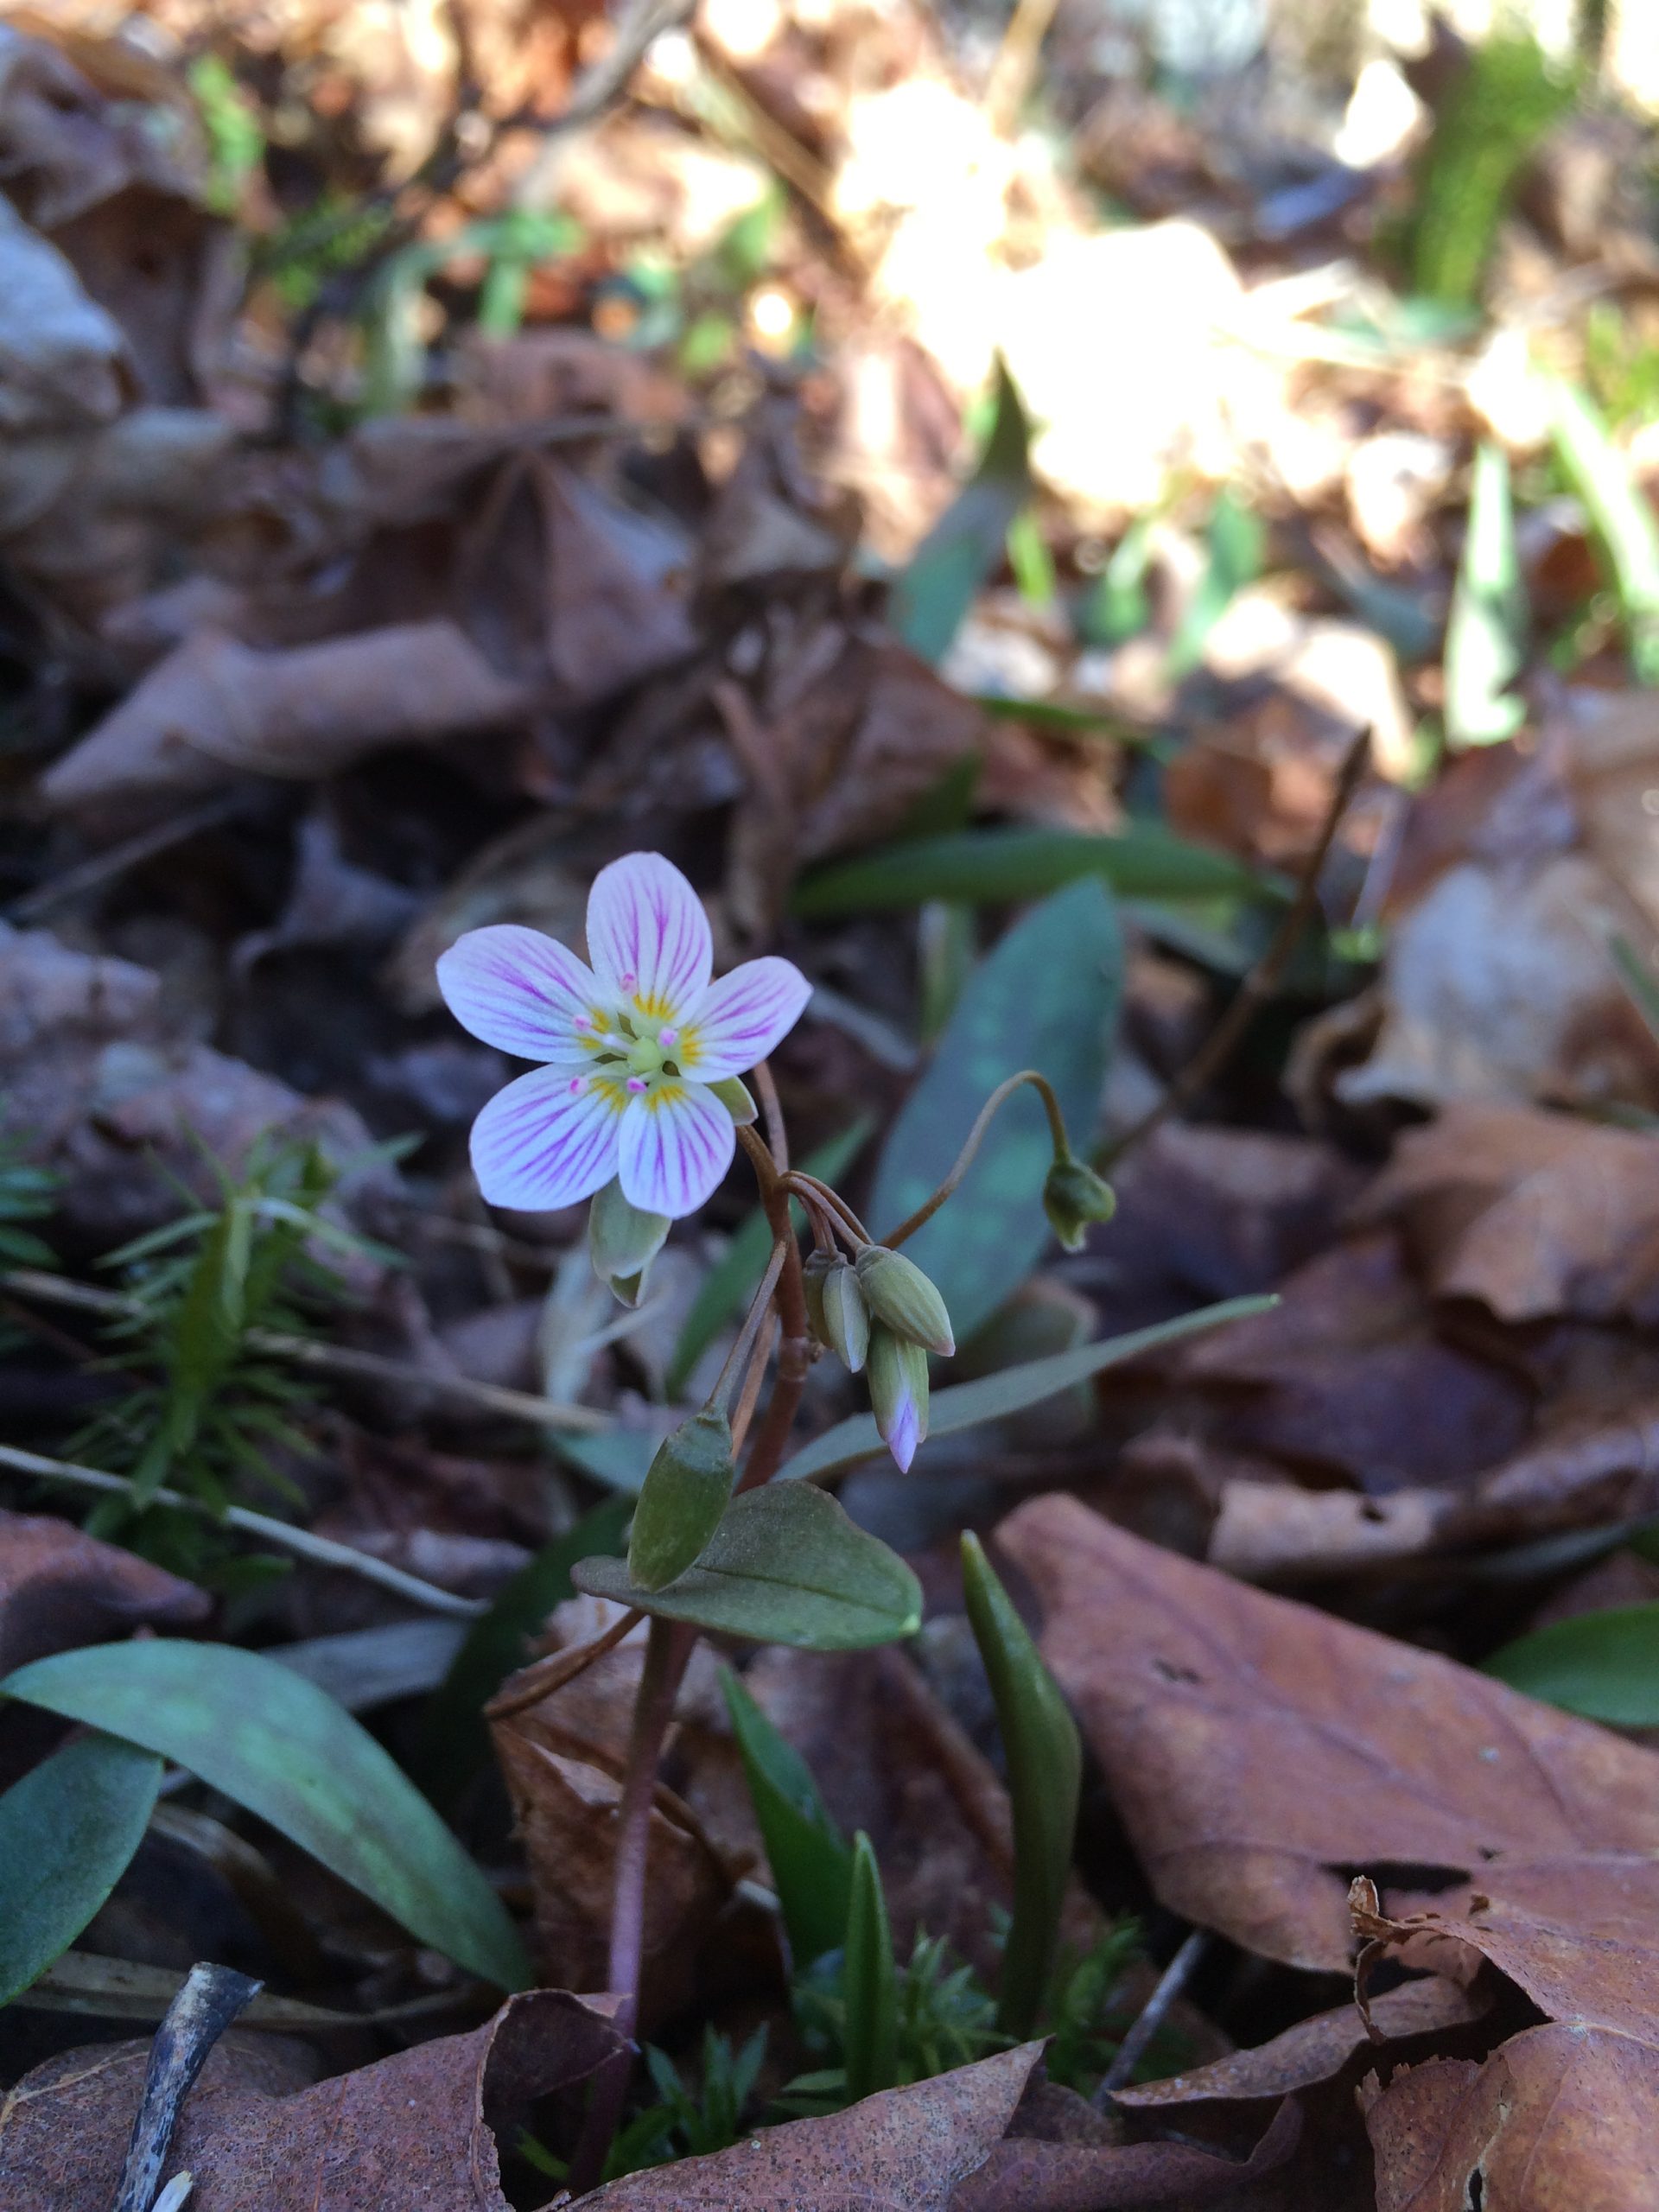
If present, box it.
[0,1732,162,2005]
[779,1294,1274,1484]
[868,876,1122,1342]
[1484,1601,1659,1725]
[2,1641,529,1991]
[573,1483,920,1650]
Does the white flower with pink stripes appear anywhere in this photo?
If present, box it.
[437,853,810,1219]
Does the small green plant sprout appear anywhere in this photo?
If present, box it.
[0,1116,59,1269]
[69,1137,377,1563]
[436,850,1242,2175]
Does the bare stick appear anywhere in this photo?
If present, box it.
[0,1268,607,1433]
[569,1615,698,2193]
[882,1071,1069,1249]
[1096,1929,1210,2102]
[483,1606,643,1720]
[109,1962,260,2212]
[4,797,245,925]
[1096,728,1370,1171]
[983,0,1061,136]
[0,1443,486,1618]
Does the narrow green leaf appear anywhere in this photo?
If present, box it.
[0,1732,162,2005]
[1166,487,1262,680]
[870,878,1122,1341]
[414,1495,630,1807]
[1548,374,1659,683]
[1445,440,1527,749]
[721,1665,852,1965]
[1612,934,1659,1047]
[792,824,1277,918]
[891,359,1032,664]
[553,1430,658,1494]
[3,1642,529,1990]
[961,1533,1079,2039]
[779,1294,1274,1484]
[1484,1601,1659,1725]
[667,1122,873,1401]
[572,1483,921,1650]
[842,1832,898,2102]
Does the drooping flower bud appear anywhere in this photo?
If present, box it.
[589,1177,671,1306]
[709,1076,760,1125]
[868,1325,929,1472]
[627,1407,735,1591]
[803,1247,832,1338]
[855,1244,955,1357]
[820,1255,870,1374]
[1041,1156,1117,1254]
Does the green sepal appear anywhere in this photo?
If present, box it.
[961,1530,1080,2040]
[821,1258,870,1374]
[856,1245,955,1357]
[627,1407,736,1592]
[589,1178,671,1307]
[709,1077,759,1125]
[842,1831,899,2101]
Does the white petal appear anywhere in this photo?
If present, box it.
[470,1067,626,1211]
[617,1081,735,1218]
[585,853,711,1022]
[437,925,601,1064]
[678,957,812,1081]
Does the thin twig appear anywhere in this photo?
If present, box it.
[483,1605,643,1719]
[514,0,696,209]
[0,1443,487,1618]
[983,0,1062,136]
[1096,1928,1210,2102]
[883,1070,1069,1249]
[1096,727,1371,1171]
[729,1313,778,1457]
[0,1269,608,1433]
[109,1963,260,2212]
[3,797,246,925]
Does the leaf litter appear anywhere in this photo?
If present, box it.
[6,0,1659,2206]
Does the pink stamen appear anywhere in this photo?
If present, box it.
[626,1075,647,1094]
[620,970,637,992]
[568,1077,584,1095]
[658,1027,677,1049]
[573,1014,591,1030]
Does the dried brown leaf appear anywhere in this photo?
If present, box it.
[1363,2026,1659,2212]
[0,1990,621,2210]
[1363,1104,1659,1325]
[38,622,529,815]
[0,1507,207,1677]
[995,1497,1659,1985]
[587,2044,1043,2211]
[950,2089,1303,2212]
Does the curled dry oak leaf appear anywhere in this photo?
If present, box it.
[1361,2024,1659,2212]
[38,622,529,817]
[586,2044,1043,2211]
[994,1497,1659,1987]
[996,1500,1659,2202]
[0,1989,623,2211]
[0,1508,207,1679]
[1361,1103,1659,1326]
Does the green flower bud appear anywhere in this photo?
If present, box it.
[803,1248,832,1340]
[627,1407,735,1592]
[868,1325,929,1472]
[855,1244,955,1357]
[820,1255,870,1374]
[709,1076,759,1125]
[588,1177,671,1306]
[1041,1156,1117,1254]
